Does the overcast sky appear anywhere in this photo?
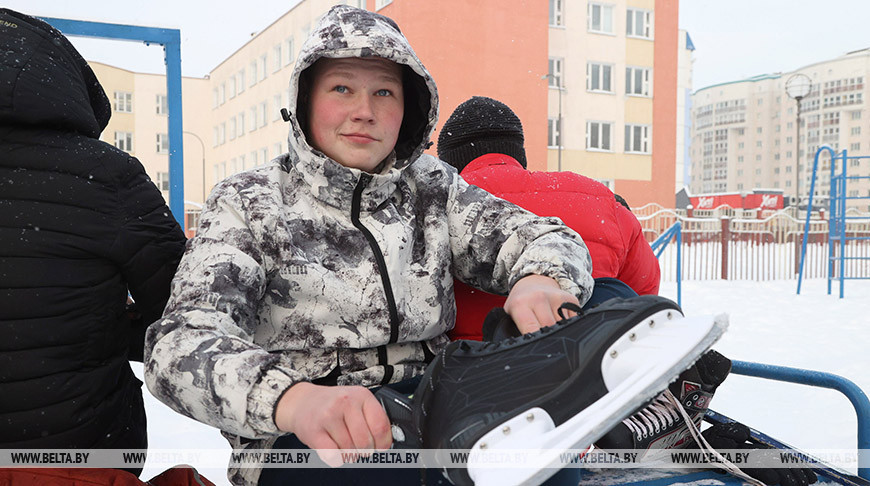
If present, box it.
[6,1,870,90]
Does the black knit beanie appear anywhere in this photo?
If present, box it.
[437,96,527,172]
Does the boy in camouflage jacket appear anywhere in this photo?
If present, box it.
[144,6,594,485]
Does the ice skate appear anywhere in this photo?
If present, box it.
[595,349,732,461]
[376,295,727,486]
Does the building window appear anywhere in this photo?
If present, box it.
[548,117,561,147]
[114,131,133,151]
[274,142,283,158]
[250,61,258,86]
[586,121,613,151]
[587,62,613,92]
[229,77,236,99]
[212,89,219,109]
[587,3,613,34]
[549,0,564,26]
[250,150,258,168]
[259,54,268,81]
[625,66,650,96]
[259,101,268,127]
[624,124,650,153]
[229,118,237,141]
[250,106,258,132]
[376,0,393,10]
[156,133,169,154]
[219,83,226,105]
[212,127,218,147]
[274,94,283,121]
[237,112,245,138]
[156,172,170,192]
[261,147,269,166]
[851,142,861,151]
[219,123,226,145]
[155,94,168,115]
[626,8,652,38]
[239,154,246,171]
[113,92,133,113]
[273,45,282,73]
[285,37,295,66]
[548,58,563,88]
[852,126,861,135]
[238,70,246,94]
[851,110,862,120]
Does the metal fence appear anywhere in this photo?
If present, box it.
[634,203,870,282]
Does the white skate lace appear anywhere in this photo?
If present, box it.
[664,389,765,486]
[622,393,682,440]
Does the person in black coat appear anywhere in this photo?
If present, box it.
[0,8,186,476]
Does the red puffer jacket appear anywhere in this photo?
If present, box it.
[450,153,660,341]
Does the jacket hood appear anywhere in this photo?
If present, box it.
[0,8,111,138]
[286,5,438,174]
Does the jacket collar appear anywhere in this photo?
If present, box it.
[461,153,524,175]
[284,147,403,211]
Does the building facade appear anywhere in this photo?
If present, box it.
[690,49,870,211]
[545,0,685,207]
[89,62,210,230]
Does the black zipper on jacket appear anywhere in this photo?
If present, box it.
[351,174,398,385]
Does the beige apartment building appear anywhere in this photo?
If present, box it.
[690,48,870,211]
[89,62,210,230]
[546,0,685,207]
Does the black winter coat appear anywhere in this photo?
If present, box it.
[0,8,186,456]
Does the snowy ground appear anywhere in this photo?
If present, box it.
[133,278,870,485]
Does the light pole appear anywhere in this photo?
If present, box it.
[786,73,812,207]
[183,131,207,204]
[541,73,563,171]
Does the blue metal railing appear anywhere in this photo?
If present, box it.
[730,360,870,480]
[651,222,682,307]
[41,17,186,230]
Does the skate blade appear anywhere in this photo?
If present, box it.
[467,310,728,486]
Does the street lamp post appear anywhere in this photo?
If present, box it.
[786,73,812,207]
[541,73,563,171]
[183,131,207,204]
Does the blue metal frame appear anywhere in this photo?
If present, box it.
[40,17,185,230]
[650,222,682,307]
[730,360,870,480]
[799,146,870,297]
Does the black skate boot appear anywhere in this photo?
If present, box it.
[595,349,731,460]
[376,295,727,486]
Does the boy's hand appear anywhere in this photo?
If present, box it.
[504,274,579,335]
[275,382,393,466]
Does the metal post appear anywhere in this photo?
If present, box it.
[795,98,802,205]
[557,85,562,172]
[164,36,184,228]
[184,131,207,203]
[542,73,563,171]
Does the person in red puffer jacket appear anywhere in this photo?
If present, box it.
[437,96,660,341]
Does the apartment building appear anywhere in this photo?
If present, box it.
[544,0,684,207]
[690,49,870,210]
[89,62,210,223]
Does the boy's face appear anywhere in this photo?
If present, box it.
[307,57,404,172]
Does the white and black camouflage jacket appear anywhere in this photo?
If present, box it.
[144,5,593,485]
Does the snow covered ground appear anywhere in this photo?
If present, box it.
[133,277,870,485]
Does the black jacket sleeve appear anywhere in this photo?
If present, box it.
[109,155,187,361]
